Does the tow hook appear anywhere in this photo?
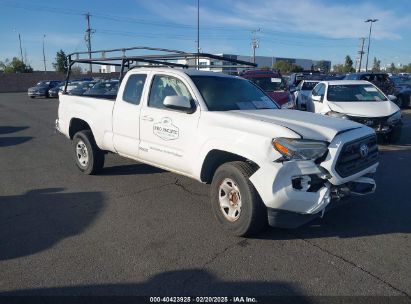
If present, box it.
[331,176,376,200]
[331,185,351,200]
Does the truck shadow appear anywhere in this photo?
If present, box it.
[0,126,29,135]
[0,188,105,261]
[0,125,32,147]
[0,269,306,298]
[0,136,32,147]
[101,163,166,176]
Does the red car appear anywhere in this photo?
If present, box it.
[240,70,295,109]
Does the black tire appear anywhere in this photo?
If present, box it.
[30,96,35,99]
[397,95,409,109]
[387,128,402,144]
[210,161,267,237]
[73,130,104,175]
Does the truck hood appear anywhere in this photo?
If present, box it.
[328,100,398,118]
[226,109,363,141]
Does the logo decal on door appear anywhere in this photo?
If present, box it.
[153,117,179,140]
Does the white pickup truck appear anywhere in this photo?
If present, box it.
[57,67,379,236]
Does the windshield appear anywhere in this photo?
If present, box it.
[36,81,49,86]
[248,77,286,92]
[191,76,279,111]
[327,84,388,102]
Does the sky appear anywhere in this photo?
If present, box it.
[0,0,410,71]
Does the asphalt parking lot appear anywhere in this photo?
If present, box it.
[0,93,410,299]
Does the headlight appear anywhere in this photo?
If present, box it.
[272,137,328,161]
[325,111,349,120]
[387,111,401,124]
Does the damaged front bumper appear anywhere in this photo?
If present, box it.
[250,159,377,229]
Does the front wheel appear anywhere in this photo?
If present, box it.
[210,161,267,237]
[73,130,104,175]
[386,128,402,144]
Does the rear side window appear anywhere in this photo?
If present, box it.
[122,74,147,105]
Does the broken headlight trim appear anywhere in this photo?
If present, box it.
[272,137,328,161]
[387,110,401,124]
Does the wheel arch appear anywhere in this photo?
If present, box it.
[69,118,92,139]
[200,149,259,183]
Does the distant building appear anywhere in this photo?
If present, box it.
[178,54,331,74]
[99,65,121,73]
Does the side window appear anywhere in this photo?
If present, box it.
[122,74,147,105]
[317,84,326,96]
[148,75,192,109]
[313,84,325,102]
[312,84,320,96]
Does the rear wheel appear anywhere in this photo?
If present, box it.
[210,161,267,237]
[73,130,104,175]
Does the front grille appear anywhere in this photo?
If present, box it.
[335,135,378,178]
[347,115,389,128]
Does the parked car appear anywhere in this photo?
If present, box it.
[83,81,119,97]
[27,80,61,98]
[69,81,97,96]
[48,81,65,98]
[294,80,320,111]
[57,65,379,236]
[344,73,397,102]
[288,71,325,90]
[390,76,411,108]
[309,80,402,143]
[240,70,295,109]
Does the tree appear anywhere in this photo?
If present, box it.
[344,55,355,73]
[332,64,344,73]
[273,60,303,73]
[400,63,411,73]
[333,55,355,73]
[53,50,68,73]
[71,65,83,74]
[372,57,381,72]
[388,63,397,73]
[314,60,330,73]
[0,57,33,73]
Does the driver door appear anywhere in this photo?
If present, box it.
[139,73,200,175]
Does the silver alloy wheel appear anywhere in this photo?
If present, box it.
[218,178,242,222]
[76,140,89,167]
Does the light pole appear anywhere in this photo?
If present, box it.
[13,29,24,63]
[197,0,200,70]
[42,34,47,73]
[365,18,378,72]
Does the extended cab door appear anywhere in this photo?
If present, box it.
[139,73,200,175]
[112,72,148,158]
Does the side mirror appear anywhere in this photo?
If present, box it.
[312,94,323,102]
[163,95,195,113]
[388,95,397,102]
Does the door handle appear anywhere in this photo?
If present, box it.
[141,115,154,122]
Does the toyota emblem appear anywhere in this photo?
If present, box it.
[359,144,369,158]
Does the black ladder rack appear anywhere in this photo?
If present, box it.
[64,46,257,93]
